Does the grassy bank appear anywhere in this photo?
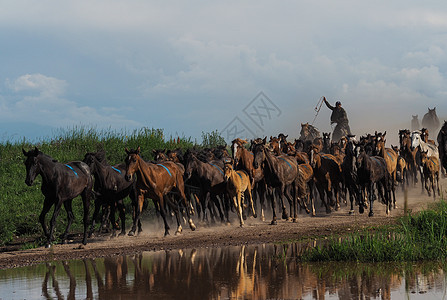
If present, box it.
[0,126,224,246]
[300,199,447,262]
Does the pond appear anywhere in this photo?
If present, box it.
[0,242,446,299]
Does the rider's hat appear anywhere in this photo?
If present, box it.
[335,101,341,106]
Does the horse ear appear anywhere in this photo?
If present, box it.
[383,131,386,137]
[125,148,130,155]
[22,148,28,156]
[262,137,267,144]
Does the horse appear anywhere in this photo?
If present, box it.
[355,145,391,216]
[411,115,420,132]
[391,146,409,191]
[342,138,363,214]
[420,128,436,145]
[322,132,331,153]
[437,121,447,176]
[300,123,320,142]
[232,138,267,221]
[420,150,440,198]
[223,161,256,227]
[296,163,315,216]
[421,107,441,135]
[23,147,93,247]
[374,131,398,209]
[83,151,137,237]
[184,150,230,224]
[399,129,418,186]
[308,144,342,213]
[252,138,300,224]
[124,147,196,236]
[411,130,439,192]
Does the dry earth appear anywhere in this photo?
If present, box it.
[1,179,445,270]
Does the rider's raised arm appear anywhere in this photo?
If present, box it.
[323,97,335,110]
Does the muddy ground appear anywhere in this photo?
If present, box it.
[0,181,444,270]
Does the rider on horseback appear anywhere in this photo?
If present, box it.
[323,97,352,141]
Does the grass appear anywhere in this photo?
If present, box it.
[300,199,447,262]
[0,126,224,247]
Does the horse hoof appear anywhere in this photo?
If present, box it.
[253,213,258,219]
[368,212,374,217]
[282,213,288,220]
[118,232,126,237]
[292,218,297,223]
[270,220,277,225]
[128,231,135,237]
[349,210,355,215]
[45,244,52,249]
[240,224,244,228]
[190,224,196,231]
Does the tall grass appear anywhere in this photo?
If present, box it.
[300,200,447,262]
[0,126,223,246]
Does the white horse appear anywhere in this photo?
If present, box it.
[411,130,439,159]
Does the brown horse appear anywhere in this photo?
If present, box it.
[300,123,320,142]
[420,128,436,145]
[296,163,315,216]
[23,147,93,247]
[308,145,342,213]
[253,138,300,224]
[420,150,440,198]
[391,146,408,190]
[223,162,256,227]
[375,131,398,209]
[124,147,196,236]
[232,138,267,221]
[399,129,418,186]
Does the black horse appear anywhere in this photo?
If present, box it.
[83,151,137,237]
[23,147,93,247]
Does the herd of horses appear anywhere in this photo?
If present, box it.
[22,120,447,248]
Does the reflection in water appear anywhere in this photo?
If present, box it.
[1,242,446,299]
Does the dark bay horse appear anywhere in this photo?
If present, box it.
[437,121,447,176]
[124,147,196,236]
[83,151,137,237]
[342,138,363,215]
[355,145,391,216]
[184,150,229,224]
[420,150,440,198]
[374,132,398,209]
[421,107,440,135]
[23,147,93,247]
[252,138,300,224]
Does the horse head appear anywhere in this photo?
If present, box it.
[410,131,422,151]
[252,138,267,169]
[223,160,234,182]
[23,147,41,186]
[124,147,141,181]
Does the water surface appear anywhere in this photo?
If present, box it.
[0,243,446,299]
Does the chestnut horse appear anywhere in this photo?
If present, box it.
[124,147,196,236]
[420,150,440,199]
[23,147,93,247]
[232,138,267,221]
[223,162,256,227]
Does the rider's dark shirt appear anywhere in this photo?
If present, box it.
[324,102,349,125]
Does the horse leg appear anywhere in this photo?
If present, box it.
[276,188,288,220]
[117,200,126,236]
[129,194,144,236]
[258,182,267,221]
[348,184,355,215]
[368,184,374,217]
[234,193,244,227]
[88,196,103,237]
[284,185,295,222]
[39,197,53,242]
[246,188,257,219]
[81,189,91,245]
[48,200,63,247]
[60,200,74,243]
[269,188,277,225]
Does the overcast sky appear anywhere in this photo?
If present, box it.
[1,1,446,144]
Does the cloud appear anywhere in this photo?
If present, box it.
[1,74,140,130]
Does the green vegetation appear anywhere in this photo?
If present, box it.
[0,126,225,246]
[300,200,447,262]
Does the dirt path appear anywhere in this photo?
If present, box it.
[1,181,444,270]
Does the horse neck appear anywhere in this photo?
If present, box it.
[135,156,154,187]
[92,158,110,188]
[263,148,278,173]
[37,154,58,183]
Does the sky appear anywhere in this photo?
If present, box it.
[1,1,447,145]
